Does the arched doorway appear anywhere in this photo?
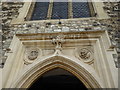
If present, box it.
[28,68,87,90]
[11,55,102,88]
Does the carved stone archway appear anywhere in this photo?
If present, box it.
[3,31,118,88]
[11,55,103,88]
[11,56,102,88]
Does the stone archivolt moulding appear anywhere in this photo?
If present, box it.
[75,46,94,64]
[24,47,42,64]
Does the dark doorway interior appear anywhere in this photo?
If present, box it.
[28,68,87,90]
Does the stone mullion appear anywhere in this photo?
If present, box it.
[47,0,53,19]
[88,1,95,17]
[25,2,36,21]
[68,0,73,19]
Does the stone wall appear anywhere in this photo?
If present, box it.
[103,2,120,18]
[1,2,24,68]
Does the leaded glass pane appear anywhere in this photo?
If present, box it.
[51,1,68,19]
[31,1,49,20]
[72,0,91,18]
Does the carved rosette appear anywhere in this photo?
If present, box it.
[24,47,42,64]
[75,47,94,64]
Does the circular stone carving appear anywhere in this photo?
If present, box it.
[28,50,39,60]
[75,47,94,64]
[24,47,41,64]
[79,48,91,60]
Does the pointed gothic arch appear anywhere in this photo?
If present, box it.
[11,55,103,88]
[28,67,88,89]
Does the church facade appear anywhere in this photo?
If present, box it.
[1,0,119,89]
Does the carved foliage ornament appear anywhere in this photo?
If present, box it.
[24,47,41,64]
[75,47,94,64]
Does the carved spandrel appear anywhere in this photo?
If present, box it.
[75,46,94,64]
[28,50,39,60]
[24,47,41,64]
[79,48,91,60]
